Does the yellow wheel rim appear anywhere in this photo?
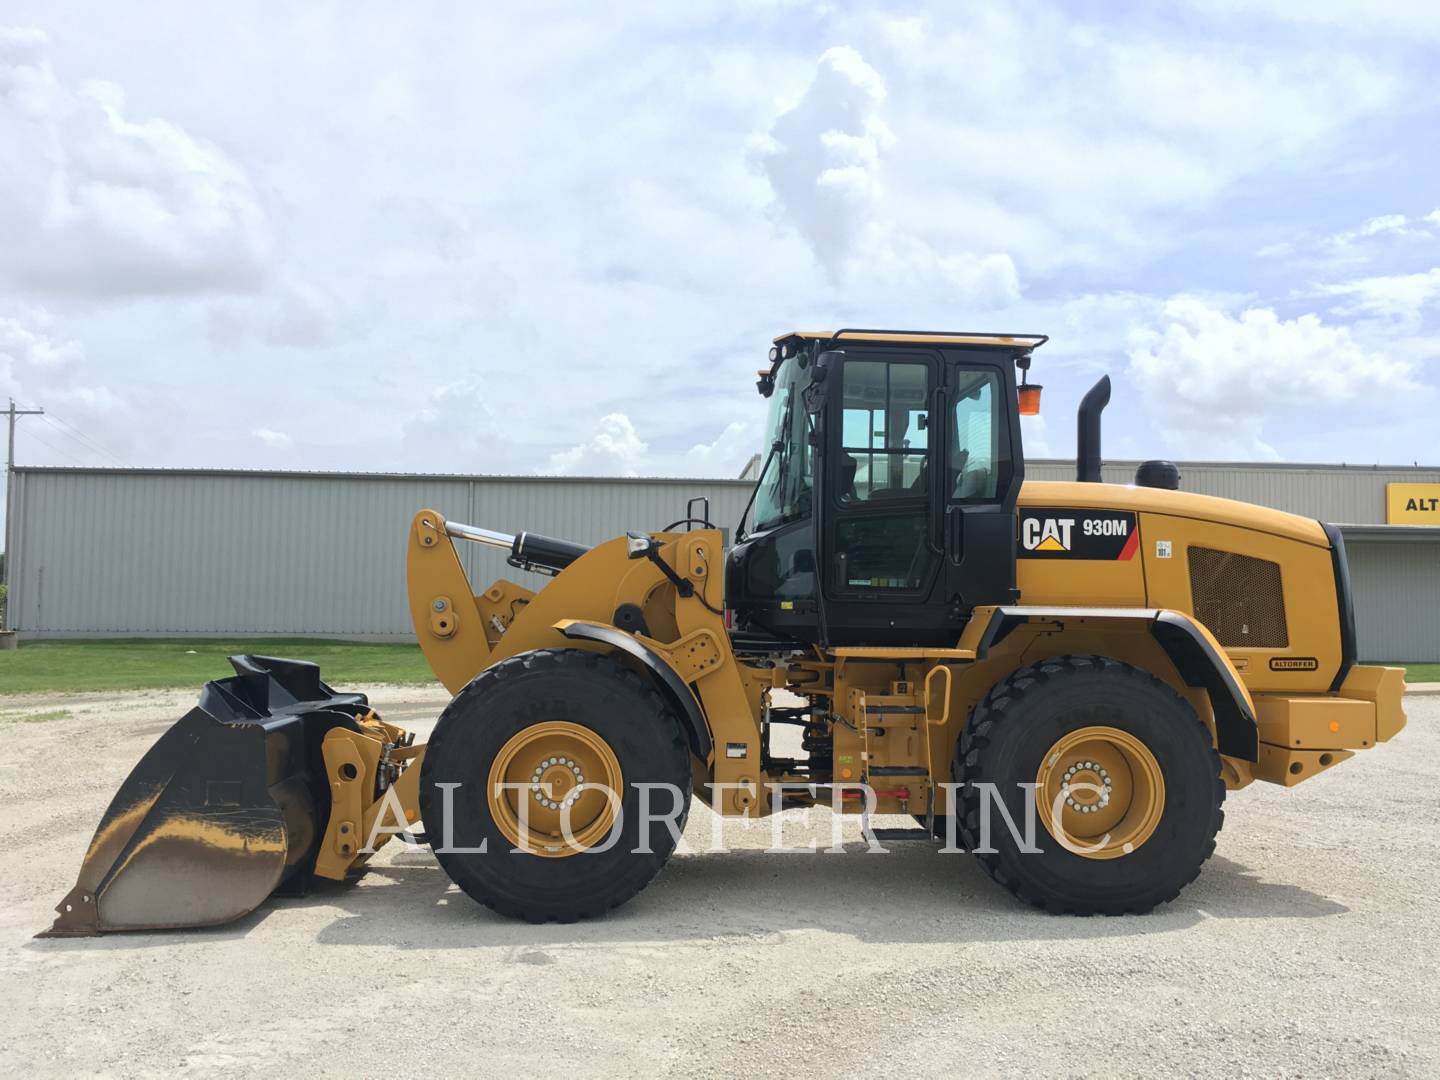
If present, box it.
[1034,725,1165,861]
[486,721,624,858]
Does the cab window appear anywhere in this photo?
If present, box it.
[839,360,929,502]
[751,352,814,532]
[949,370,1007,501]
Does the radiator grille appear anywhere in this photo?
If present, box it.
[1187,547,1288,648]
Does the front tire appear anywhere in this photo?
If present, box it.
[419,648,693,922]
[956,655,1225,914]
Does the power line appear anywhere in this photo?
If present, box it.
[40,412,125,466]
[20,425,86,466]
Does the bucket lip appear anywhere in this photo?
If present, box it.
[39,709,292,937]
[40,657,370,937]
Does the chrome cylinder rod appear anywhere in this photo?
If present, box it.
[444,520,516,550]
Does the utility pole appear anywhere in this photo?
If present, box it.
[3,399,44,634]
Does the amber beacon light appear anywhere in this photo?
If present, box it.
[1018,382,1043,415]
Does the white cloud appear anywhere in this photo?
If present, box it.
[208,277,352,348]
[252,280,339,347]
[1019,413,1052,458]
[1254,209,1438,272]
[398,379,525,473]
[759,46,892,268]
[1127,297,1413,458]
[0,312,82,378]
[0,27,273,298]
[548,413,648,477]
[0,5,1434,477]
[251,428,291,449]
[682,420,760,478]
[544,417,759,480]
[1321,212,1429,254]
[1190,0,1440,40]
[0,308,127,464]
[1357,214,1409,237]
[757,45,1019,306]
[1321,268,1440,324]
[842,4,1400,276]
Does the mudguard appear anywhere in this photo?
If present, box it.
[975,605,1259,761]
[555,620,714,761]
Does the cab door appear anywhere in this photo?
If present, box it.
[939,355,1022,612]
[821,348,950,642]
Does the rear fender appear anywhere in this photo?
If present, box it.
[975,605,1258,760]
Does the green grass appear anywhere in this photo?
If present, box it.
[1397,663,1440,683]
[0,708,70,724]
[0,638,435,695]
[4,641,1436,697]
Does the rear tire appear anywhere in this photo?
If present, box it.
[957,655,1225,914]
[419,648,692,922]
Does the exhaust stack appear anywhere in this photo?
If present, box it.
[1076,375,1111,483]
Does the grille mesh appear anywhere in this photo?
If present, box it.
[1187,547,1288,648]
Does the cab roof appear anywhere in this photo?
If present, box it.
[774,329,1048,350]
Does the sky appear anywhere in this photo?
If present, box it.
[2,1,1439,497]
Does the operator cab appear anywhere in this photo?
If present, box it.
[726,329,1044,647]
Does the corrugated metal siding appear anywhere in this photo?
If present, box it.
[1346,539,1440,663]
[10,465,1438,656]
[10,471,750,639]
[1028,460,1440,524]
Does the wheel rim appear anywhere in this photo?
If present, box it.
[1034,725,1165,860]
[486,721,624,858]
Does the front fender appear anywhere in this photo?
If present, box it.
[555,619,714,762]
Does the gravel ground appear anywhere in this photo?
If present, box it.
[0,685,1436,1078]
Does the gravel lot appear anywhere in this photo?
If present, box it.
[1,685,1436,1078]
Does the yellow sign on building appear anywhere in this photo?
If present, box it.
[1386,483,1440,524]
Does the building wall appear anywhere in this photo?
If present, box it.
[9,465,1438,660]
[8,469,751,639]
[1345,539,1440,663]
[1028,460,1440,526]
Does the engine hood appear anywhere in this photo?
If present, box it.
[1020,481,1329,547]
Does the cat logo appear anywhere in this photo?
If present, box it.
[1018,508,1139,560]
[1022,517,1075,552]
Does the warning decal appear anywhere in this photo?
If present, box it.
[1019,508,1139,560]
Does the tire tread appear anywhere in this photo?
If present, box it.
[421,648,691,923]
[956,654,1226,915]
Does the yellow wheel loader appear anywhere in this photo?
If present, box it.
[44,329,1408,934]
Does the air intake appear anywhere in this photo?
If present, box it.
[1188,547,1288,648]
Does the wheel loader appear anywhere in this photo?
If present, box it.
[44,329,1407,934]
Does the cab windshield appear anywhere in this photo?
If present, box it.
[750,350,814,533]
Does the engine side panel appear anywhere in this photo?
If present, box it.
[1136,512,1344,695]
[1014,484,1345,698]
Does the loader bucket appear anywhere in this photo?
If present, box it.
[41,655,375,936]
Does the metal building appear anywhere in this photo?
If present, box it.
[6,461,1440,660]
[6,469,751,641]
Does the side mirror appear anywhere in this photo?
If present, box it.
[802,349,841,415]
